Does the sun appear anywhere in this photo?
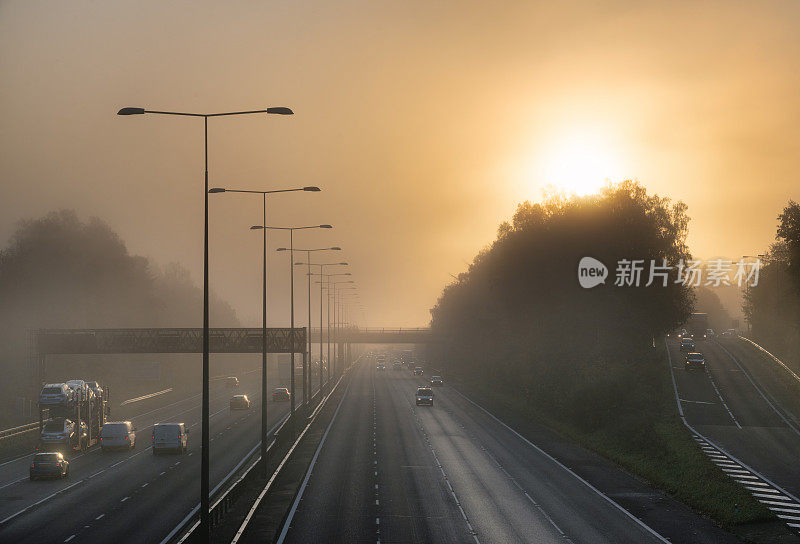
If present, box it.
[537,129,626,196]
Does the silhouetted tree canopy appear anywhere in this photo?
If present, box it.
[430,181,693,385]
[0,210,239,331]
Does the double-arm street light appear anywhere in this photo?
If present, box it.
[208,186,320,475]
[284,250,343,405]
[256,224,332,417]
[117,104,292,542]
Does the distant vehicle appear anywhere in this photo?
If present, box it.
[686,312,709,339]
[230,394,251,410]
[680,338,695,351]
[703,328,715,339]
[37,418,87,453]
[721,329,737,337]
[65,379,87,396]
[29,452,69,480]
[413,366,424,376]
[376,364,386,371]
[416,387,434,406]
[430,376,443,387]
[393,362,402,370]
[152,423,188,455]
[272,387,291,402]
[38,383,74,408]
[100,421,136,451]
[226,376,240,388]
[684,352,706,371]
[86,381,103,397]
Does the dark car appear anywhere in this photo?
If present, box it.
[413,367,424,376]
[226,376,240,388]
[272,387,291,402]
[680,338,695,352]
[376,364,386,371]
[430,376,443,387]
[29,452,69,480]
[684,352,705,371]
[416,387,434,406]
[230,394,251,410]
[393,362,402,370]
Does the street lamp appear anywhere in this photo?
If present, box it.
[279,248,342,405]
[209,186,319,475]
[253,225,332,417]
[316,278,355,378]
[118,104,292,542]
[334,285,358,373]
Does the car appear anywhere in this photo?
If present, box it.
[721,329,737,337]
[152,423,188,455]
[679,338,695,351]
[36,418,87,453]
[226,376,240,388]
[86,381,104,398]
[29,452,69,480]
[704,328,715,339]
[430,376,443,387]
[230,394,251,410]
[38,383,74,408]
[100,421,136,451]
[393,362,402,370]
[416,387,434,406]
[376,364,386,371]
[413,366,424,376]
[272,387,291,402]
[684,352,706,371]
[65,379,87,395]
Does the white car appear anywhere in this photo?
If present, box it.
[152,423,188,455]
[100,421,136,451]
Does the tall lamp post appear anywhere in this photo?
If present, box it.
[312,273,352,385]
[298,262,348,395]
[117,104,292,542]
[254,224,332,417]
[317,278,355,378]
[279,248,342,405]
[208,186,319,475]
[334,285,358,374]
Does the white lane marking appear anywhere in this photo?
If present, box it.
[451,387,670,543]
[121,388,174,406]
[160,471,166,476]
[64,536,75,543]
[0,476,27,490]
[120,496,129,502]
[679,398,716,405]
[141,483,148,488]
[769,506,800,514]
[704,366,742,429]
[95,514,105,520]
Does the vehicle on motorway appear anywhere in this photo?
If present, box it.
[38,383,74,408]
[376,364,386,371]
[226,376,240,388]
[100,421,137,451]
[86,380,103,396]
[679,337,695,351]
[65,379,88,396]
[29,452,70,480]
[230,394,251,410]
[413,366,424,375]
[416,387,434,406]
[36,417,87,453]
[393,362,402,370]
[152,422,188,454]
[721,328,737,337]
[703,328,715,339]
[686,312,709,339]
[430,376,443,387]
[272,387,291,402]
[684,352,706,371]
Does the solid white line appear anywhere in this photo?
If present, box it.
[451,388,670,543]
[705,368,742,429]
[64,535,75,543]
[274,379,352,544]
[95,514,105,520]
[120,496,129,502]
[120,388,174,406]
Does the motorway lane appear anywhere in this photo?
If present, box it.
[670,337,800,500]
[281,363,666,544]
[0,371,307,544]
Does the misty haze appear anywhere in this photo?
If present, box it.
[2,2,800,544]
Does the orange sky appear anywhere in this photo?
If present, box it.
[2,1,799,326]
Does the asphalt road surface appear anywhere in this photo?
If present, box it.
[669,336,800,531]
[0,370,306,544]
[278,362,668,544]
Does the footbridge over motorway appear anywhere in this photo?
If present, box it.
[29,327,431,385]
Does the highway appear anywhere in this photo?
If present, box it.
[669,336,800,532]
[273,361,669,544]
[0,369,306,544]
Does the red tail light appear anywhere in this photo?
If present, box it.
[124,435,129,440]
[30,463,34,468]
